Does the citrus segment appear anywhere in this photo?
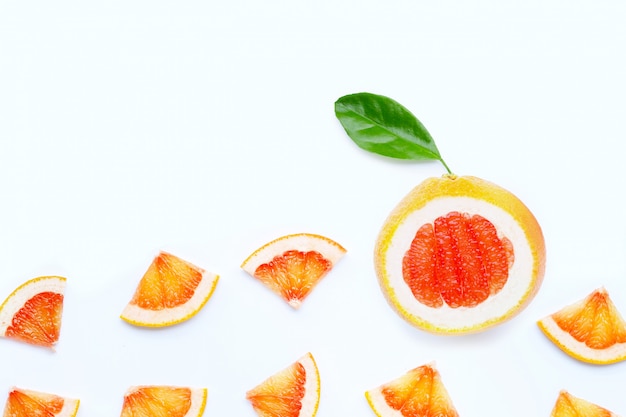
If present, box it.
[550,390,619,417]
[2,387,79,417]
[375,174,545,334]
[0,276,66,348]
[538,288,626,364]
[120,251,219,327]
[246,352,320,417]
[119,386,207,417]
[241,233,346,308]
[365,363,459,417]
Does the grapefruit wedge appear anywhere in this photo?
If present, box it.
[375,175,546,334]
[538,287,626,364]
[0,276,66,348]
[2,387,79,417]
[241,233,346,308]
[120,251,219,327]
[550,390,619,417]
[365,363,459,417]
[119,386,207,417]
[246,352,320,417]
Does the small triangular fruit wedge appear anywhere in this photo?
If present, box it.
[538,287,626,364]
[550,390,620,417]
[241,233,346,308]
[120,252,219,327]
[119,386,207,417]
[246,352,320,417]
[365,362,459,417]
[0,276,66,348]
[2,387,80,417]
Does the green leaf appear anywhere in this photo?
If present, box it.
[334,92,451,173]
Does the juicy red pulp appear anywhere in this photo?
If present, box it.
[402,211,514,308]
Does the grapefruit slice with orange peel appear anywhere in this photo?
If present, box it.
[120,251,219,327]
[538,287,626,364]
[2,387,80,417]
[246,352,320,417]
[550,390,619,417]
[365,362,459,417]
[119,385,207,417]
[0,276,66,348]
[241,233,346,308]
[335,92,546,334]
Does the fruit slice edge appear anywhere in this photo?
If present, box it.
[120,252,220,327]
[121,386,207,417]
[538,288,626,365]
[246,352,320,417]
[4,387,80,417]
[241,233,346,308]
[241,233,346,271]
[551,390,619,417]
[0,276,66,347]
[365,363,459,417]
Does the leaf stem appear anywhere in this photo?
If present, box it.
[439,157,453,174]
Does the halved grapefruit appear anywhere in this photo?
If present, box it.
[335,92,546,334]
[119,386,207,417]
[246,352,320,417]
[0,276,66,348]
[538,287,626,364]
[241,233,346,308]
[550,390,619,417]
[375,174,546,334]
[365,362,459,417]
[120,251,219,327]
[2,387,79,417]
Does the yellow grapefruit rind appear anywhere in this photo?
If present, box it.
[240,233,346,308]
[5,387,80,417]
[551,390,620,417]
[241,233,346,272]
[375,175,546,334]
[296,352,321,417]
[0,276,66,337]
[247,352,321,417]
[122,386,207,417]
[537,289,626,365]
[120,252,220,328]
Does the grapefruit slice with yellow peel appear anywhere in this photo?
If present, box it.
[119,386,207,417]
[246,352,320,417]
[550,390,619,417]
[0,276,66,348]
[241,233,346,308]
[375,174,546,334]
[365,362,459,417]
[538,287,626,364]
[2,387,80,417]
[120,251,219,327]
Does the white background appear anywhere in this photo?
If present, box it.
[1,1,626,415]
